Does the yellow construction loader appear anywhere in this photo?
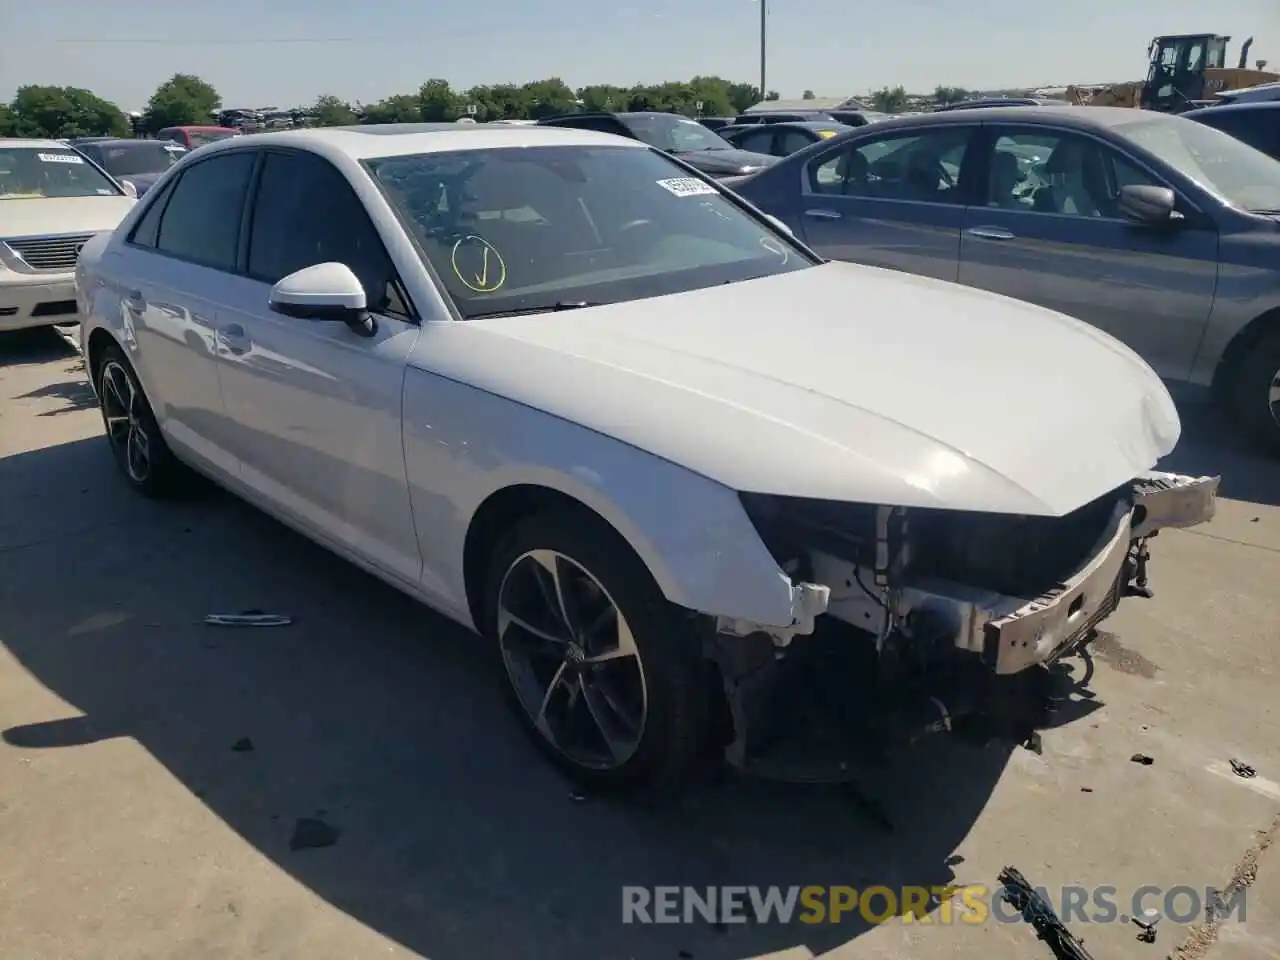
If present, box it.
[1067,34,1277,111]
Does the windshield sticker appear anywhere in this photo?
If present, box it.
[450,235,507,293]
[163,144,186,153]
[37,152,85,164]
[656,177,718,198]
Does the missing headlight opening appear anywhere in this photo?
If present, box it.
[707,472,1220,782]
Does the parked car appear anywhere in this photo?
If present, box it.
[696,117,737,131]
[155,125,241,150]
[76,122,1216,789]
[1183,101,1280,159]
[0,138,136,332]
[537,111,777,178]
[72,139,188,197]
[720,120,850,157]
[734,109,884,127]
[732,106,1280,448]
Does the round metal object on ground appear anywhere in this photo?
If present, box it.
[496,549,648,771]
[100,360,151,484]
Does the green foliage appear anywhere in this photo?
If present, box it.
[3,85,129,138]
[933,85,973,105]
[310,95,358,127]
[802,89,816,99]
[870,85,910,113]
[143,74,222,132]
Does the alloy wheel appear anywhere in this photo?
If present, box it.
[100,360,152,484]
[496,549,648,770]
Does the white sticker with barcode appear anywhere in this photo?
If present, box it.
[37,152,84,164]
[656,177,717,197]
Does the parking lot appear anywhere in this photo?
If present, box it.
[1,325,1278,960]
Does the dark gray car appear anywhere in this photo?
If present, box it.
[73,139,187,197]
[537,112,777,178]
[731,106,1280,448]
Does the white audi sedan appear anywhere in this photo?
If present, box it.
[76,123,1217,790]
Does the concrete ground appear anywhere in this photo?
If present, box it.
[1,326,1277,960]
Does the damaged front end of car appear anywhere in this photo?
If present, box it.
[703,472,1220,782]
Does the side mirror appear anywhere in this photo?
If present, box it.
[764,213,795,237]
[1118,184,1177,225]
[268,262,375,336]
[119,179,138,199]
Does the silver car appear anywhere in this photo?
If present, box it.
[731,106,1280,450]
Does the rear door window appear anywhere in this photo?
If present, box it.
[155,152,255,270]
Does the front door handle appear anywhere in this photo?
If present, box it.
[124,290,145,313]
[804,208,843,221]
[219,323,250,356]
[966,226,1016,240]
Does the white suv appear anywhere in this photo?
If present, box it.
[1,138,136,332]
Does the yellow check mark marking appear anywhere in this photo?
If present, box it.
[474,246,490,289]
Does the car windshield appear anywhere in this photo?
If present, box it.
[91,142,187,176]
[0,147,122,199]
[1117,116,1280,213]
[622,114,735,153]
[367,144,812,319]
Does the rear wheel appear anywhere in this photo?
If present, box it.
[482,510,709,793]
[95,343,193,497]
[1230,330,1280,452]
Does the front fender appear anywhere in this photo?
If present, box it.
[401,367,797,629]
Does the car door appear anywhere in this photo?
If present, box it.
[1191,108,1280,159]
[798,125,979,282]
[109,151,256,479]
[956,126,1219,382]
[210,148,424,586]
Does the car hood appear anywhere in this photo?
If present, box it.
[676,147,778,176]
[430,262,1180,516]
[0,195,136,237]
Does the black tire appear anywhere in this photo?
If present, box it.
[94,343,193,498]
[1230,330,1280,452]
[481,508,710,794]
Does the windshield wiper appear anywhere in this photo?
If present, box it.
[467,301,603,319]
[1249,207,1280,215]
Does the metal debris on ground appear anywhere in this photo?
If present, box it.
[1130,752,1155,766]
[203,610,294,627]
[289,817,341,851]
[1131,907,1160,943]
[997,865,1097,960]
[230,737,254,752]
[1230,758,1257,779]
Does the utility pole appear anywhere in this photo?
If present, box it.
[759,0,767,103]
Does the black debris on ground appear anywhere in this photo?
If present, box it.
[289,817,341,851]
[1130,753,1155,766]
[230,737,254,752]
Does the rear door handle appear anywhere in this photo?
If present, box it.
[804,209,843,221]
[219,322,250,356]
[966,226,1016,240]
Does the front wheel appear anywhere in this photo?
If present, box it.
[1229,330,1280,453]
[482,510,709,793]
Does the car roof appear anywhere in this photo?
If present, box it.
[161,125,238,132]
[1184,101,1280,117]
[191,123,645,161]
[79,138,173,148]
[0,138,74,150]
[839,105,1170,133]
[729,119,848,132]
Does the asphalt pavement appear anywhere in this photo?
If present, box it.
[1,326,1277,960]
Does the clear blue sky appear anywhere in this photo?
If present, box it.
[2,0,1276,110]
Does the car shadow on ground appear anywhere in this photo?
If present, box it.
[0,436,1031,960]
[0,327,79,368]
[1157,399,1280,508]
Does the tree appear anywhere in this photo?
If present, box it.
[311,95,357,127]
[6,86,129,138]
[417,79,459,121]
[870,85,909,113]
[802,89,816,99]
[933,85,971,105]
[143,74,221,132]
